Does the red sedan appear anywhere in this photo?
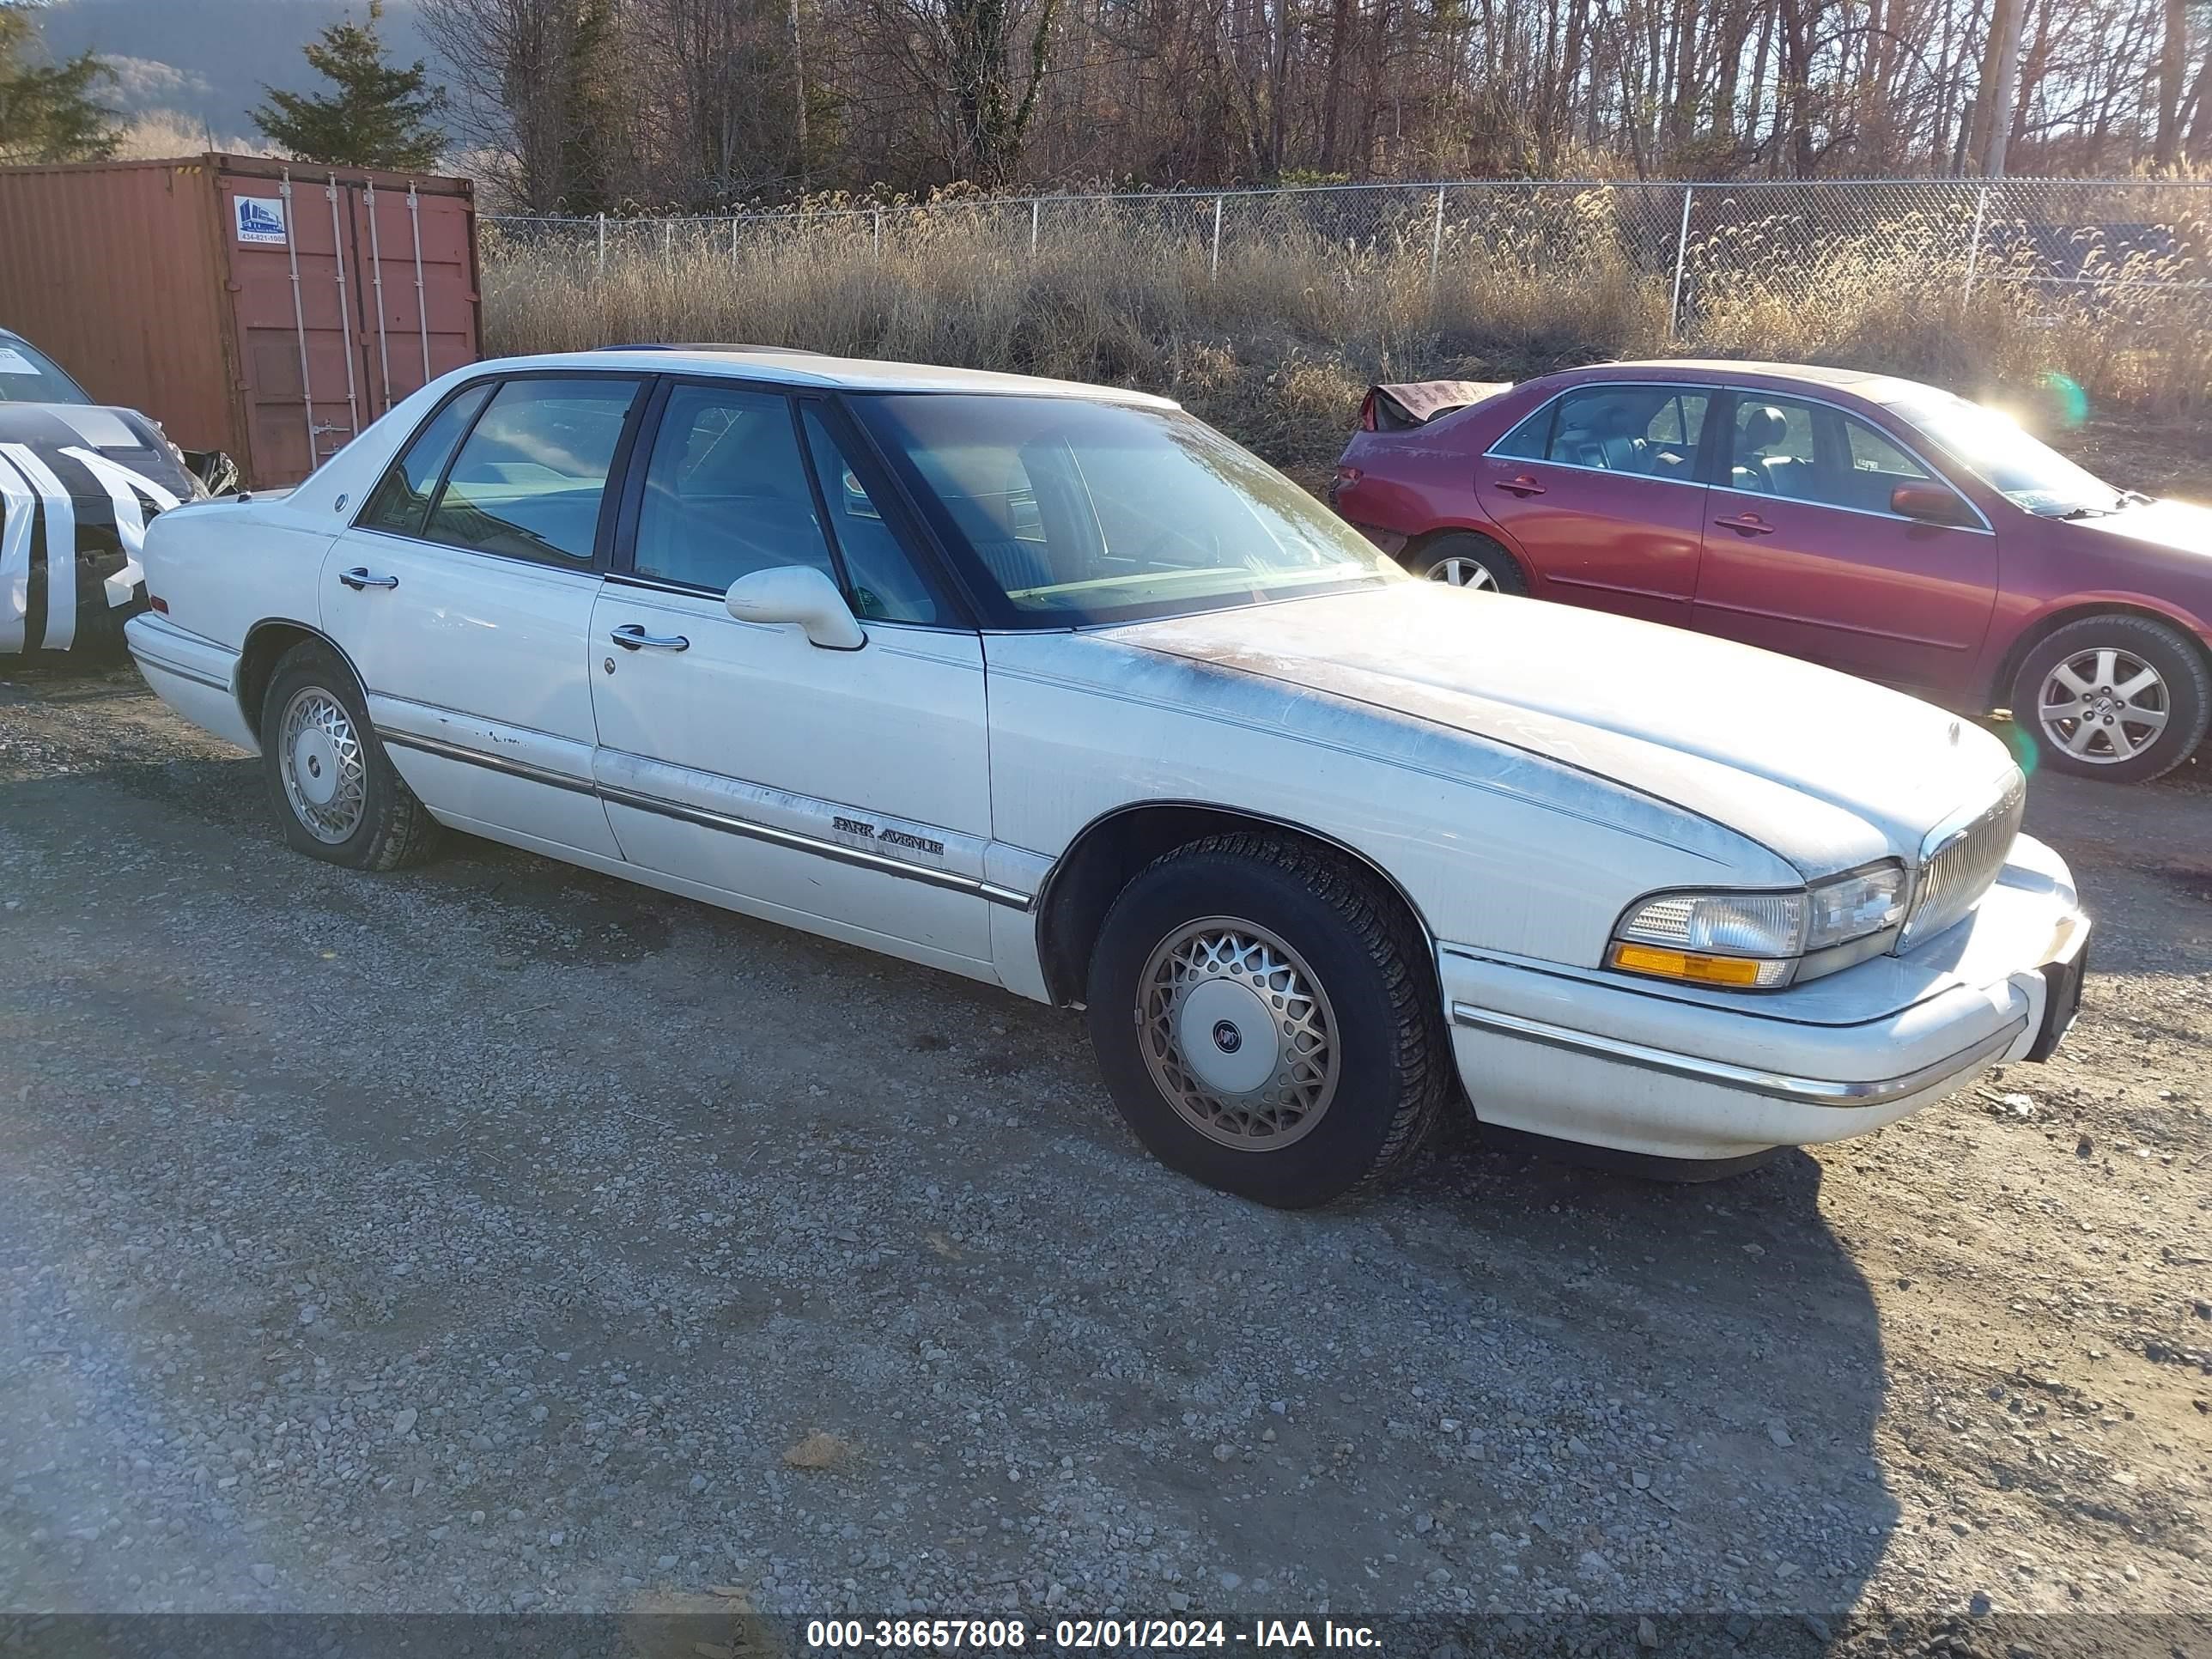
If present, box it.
[1331,362,2212,783]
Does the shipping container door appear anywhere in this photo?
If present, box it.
[219,172,374,486]
[347,182,476,422]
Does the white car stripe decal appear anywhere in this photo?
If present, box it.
[0,442,76,651]
[61,446,181,606]
[0,450,31,653]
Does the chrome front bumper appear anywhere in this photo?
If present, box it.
[1440,833,2088,1162]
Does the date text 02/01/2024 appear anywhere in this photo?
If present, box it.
[802,1619,1382,1650]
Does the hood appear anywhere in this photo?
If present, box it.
[0,402,198,501]
[1,402,198,653]
[1107,584,2021,872]
[2069,495,2212,562]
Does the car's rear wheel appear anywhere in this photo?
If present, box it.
[2009,615,2209,784]
[1085,833,1449,1207]
[1409,532,1527,595]
[260,641,441,869]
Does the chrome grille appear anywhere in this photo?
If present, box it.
[1899,771,2027,950]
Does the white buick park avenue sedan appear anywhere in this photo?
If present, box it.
[125,349,2089,1207]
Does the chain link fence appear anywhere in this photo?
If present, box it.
[487,177,2212,332]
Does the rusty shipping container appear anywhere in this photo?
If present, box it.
[0,152,479,489]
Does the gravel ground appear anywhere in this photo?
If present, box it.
[1,663,2207,1657]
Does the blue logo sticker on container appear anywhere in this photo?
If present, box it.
[235,197,289,245]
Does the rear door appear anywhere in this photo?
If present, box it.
[1692,391,1997,697]
[319,371,646,857]
[1475,381,1714,627]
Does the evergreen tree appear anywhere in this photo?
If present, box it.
[0,4,121,164]
[252,0,448,171]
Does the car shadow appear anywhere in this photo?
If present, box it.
[1356,1125,1901,1624]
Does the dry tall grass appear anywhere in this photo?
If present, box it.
[482,201,2209,484]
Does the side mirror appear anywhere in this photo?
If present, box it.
[724,565,866,651]
[1890,483,1978,529]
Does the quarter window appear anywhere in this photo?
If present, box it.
[359,381,494,537]
[422,376,641,563]
[633,385,841,592]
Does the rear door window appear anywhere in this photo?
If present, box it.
[1541,386,1710,480]
[423,377,642,564]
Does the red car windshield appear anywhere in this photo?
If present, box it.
[1893,392,2126,519]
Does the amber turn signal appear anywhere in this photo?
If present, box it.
[1607,941,1784,988]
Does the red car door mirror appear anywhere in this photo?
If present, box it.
[1891,483,1978,529]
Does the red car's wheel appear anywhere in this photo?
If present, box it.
[2011,615,2210,784]
[1409,532,1527,595]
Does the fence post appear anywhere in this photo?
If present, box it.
[1668,185,1695,338]
[1210,195,1224,282]
[873,208,883,263]
[664,221,674,266]
[1030,198,1040,258]
[1430,184,1446,281]
[732,214,740,267]
[1962,185,1990,301]
[596,212,606,276]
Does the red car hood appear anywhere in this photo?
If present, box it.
[2071,496,2212,560]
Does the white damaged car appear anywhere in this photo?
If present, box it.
[125,350,2089,1206]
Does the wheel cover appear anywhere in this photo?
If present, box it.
[2037,647,2170,765]
[1426,556,1497,591]
[278,685,368,843]
[1136,917,1340,1152]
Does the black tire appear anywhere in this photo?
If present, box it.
[1408,531,1528,595]
[2009,614,2210,785]
[1085,833,1450,1208]
[259,641,441,870]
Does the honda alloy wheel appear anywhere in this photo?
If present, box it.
[2012,616,2210,784]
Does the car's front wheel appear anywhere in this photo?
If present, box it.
[1409,532,1527,595]
[259,641,441,869]
[2010,615,2210,784]
[1085,834,1450,1207]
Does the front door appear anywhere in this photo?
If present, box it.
[319,372,646,858]
[586,380,996,975]
[1692,392,1998,698]
[1477,381,1714,627]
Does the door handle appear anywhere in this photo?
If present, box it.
[1493,476,1546,497]
[610,623,690,652]
[337,567,399,589]
[1715,514,1776,536]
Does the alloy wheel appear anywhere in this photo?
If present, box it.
[1425,556,1498,591]
[2037,647,2170,766]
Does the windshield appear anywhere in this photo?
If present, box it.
[1891,391,2123,518]
[0,335,92,405]
[851,393,1405,625]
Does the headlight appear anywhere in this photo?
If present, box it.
[1609,863,1905,990]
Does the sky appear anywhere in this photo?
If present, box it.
[31,0,440,145]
